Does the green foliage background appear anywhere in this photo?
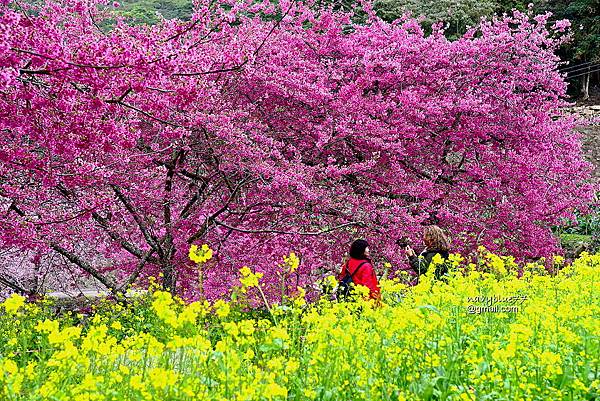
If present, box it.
[116,0,193,24]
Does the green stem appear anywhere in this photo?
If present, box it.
[256,285,278,326]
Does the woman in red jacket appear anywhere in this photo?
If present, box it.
[338,239,381,300]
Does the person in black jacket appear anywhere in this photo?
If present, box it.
[405,225,451,281]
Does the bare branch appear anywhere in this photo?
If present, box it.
[179,171,217,219]
[19,69,53,75]
[53,184,160,264]
[7,202,26,217]
[10,47,129,70]
[64,61,129,70]
[251,1,295,60]
[14,0,34,27]
[180,182,207,219]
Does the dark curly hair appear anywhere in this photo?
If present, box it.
[349,239,369,260]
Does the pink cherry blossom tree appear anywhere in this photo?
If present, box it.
[0,0,594,300]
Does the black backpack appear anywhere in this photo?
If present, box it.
[337,260,369,300]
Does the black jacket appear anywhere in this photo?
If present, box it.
[409,249,450,279]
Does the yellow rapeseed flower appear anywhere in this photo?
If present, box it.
[189,244,213,264]
[239,266,263,288]
[264,382,288,399]
[283,252,300,273]
[1,293,25,315]
[213,299,230,318]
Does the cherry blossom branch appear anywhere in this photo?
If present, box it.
[0,273,31,296]
[187,176,257,243]
[163,20,201,42]
[173,1,295,77]
[49,243,120,294]
[10,47,130,70]
[117,248,155,292]
[114,101,181,127]
[172,63,248,77]
[110,185,164,258]
[91,211,160,264]
[212,220,365,236]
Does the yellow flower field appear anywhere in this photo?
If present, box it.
[0,250,598,400]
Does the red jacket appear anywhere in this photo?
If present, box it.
[338,258,381,299]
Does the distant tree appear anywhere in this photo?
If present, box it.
[116,0,193,24]
[544,0,600,99]
[373,0,498,38]
[494,0,532,13]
